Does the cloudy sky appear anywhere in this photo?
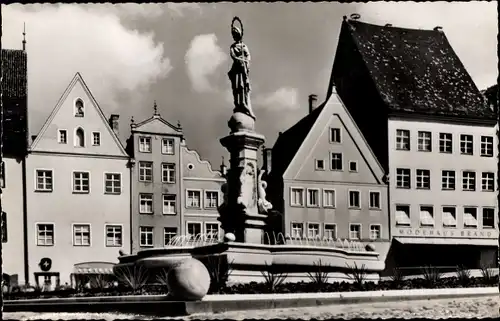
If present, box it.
[3,2,497,167]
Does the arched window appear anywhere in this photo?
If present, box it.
[75,128,85,147]
[75,99,84,117]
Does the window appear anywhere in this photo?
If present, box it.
[291,222,303,238]
[58,130,67,144]
[369,191,381,209]
[161,163,176,183]
[348,190,360,209]
[186,190,201,208]
[442,207,457,227]
[104,173,121,194]
[1,212,7,243]
[395,205,411,226]
[307,189,319,207]
[205,191,219,209]
[139,226,154,247]
[73,224,91,246]
[205,223,220,241]
[75,128,85,147]
[315,159,325,170]
[290,188,304,206]
[323,189,335,208]
[138,162,153,182]
[330,153,343,170]
[0,161,4,188]
[139,136,152,153]
[369,225,381,240]
[36,170,53,192]
[482,208,495,228]
[417,131,432,151]
[396,129,410,150]
[162,194,176,214]
[481,136,494,157]
[324,224,337,240]
[75,99,84,117]
[441,170,456,190]
[187,222,202,239]
[349,161,358,172]
[481,172,495,192]
[73,172,90,193]
[463,207,478,228]
[92,132,101,146]
[307,223,320,238]
[349,224,361,240]
[419,206,435,227]
[439,133,452,153]
[396,168,411,188]
[164,227,177,245]
[162,138,175,154]
[330,128,341,143]
[416,169,430,189]
[460,134,473,155]
[462,171,476,191]
[37,224,54,246]
[139,194,153,213]
[106,225,122,247]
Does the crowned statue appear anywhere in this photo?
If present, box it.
[228,17,255,119]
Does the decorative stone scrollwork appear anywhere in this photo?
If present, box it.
[257,169,273,213]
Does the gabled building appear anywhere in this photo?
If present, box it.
[27,73,131,287]
[127,107,224,253]
[331,17,498,271]
[1,48,29,286]
[266,90,389,253]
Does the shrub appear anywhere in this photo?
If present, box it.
[390,267,405,289]
[204,255,234,294]
[307,259,330,290]
[479,263,496,285]
[114,265,149,294]
[345,262,367,290]
[261,263,288,293]
[456,265,471,287]
[421,265,442,288]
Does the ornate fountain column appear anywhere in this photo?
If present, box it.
[218,17,267,244]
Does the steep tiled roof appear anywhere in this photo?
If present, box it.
[1,49,28,157]
[482,84,498,113]
[342,19,494,120]
[269,103,325,178]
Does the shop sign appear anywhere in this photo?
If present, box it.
[394,227,497,239]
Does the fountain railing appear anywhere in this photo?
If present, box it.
[163,231,368,252]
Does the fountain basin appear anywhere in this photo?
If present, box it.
[115,241,386,284]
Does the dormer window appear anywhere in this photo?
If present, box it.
[75,128,85,147]
[75,99,84,117]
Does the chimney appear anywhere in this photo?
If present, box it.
[262,147,272,174]
[220,157,227,177]
[109,114,120,136]
[308,94,318,114]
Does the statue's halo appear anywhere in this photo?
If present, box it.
[231,16,244,38]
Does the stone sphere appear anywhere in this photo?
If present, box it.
[365,243,376,252]
[224,232,236,242]
[228,112,255,133]
[166,258,210,301]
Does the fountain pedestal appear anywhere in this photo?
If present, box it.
[219,113,266,244]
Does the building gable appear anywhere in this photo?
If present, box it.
[31,73,128,157]
[181,146,224,180]
[132,117,181,136]
[284,93,385,184]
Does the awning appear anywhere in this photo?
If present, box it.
[419,210,435,226]
[395,237,498,247]
[464,212,478,227]
[442,210,457,227]
[395,210,411,225]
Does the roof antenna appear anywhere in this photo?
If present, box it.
[153,100,159,116]
[350,13,361,21]
[22,22,26,51]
